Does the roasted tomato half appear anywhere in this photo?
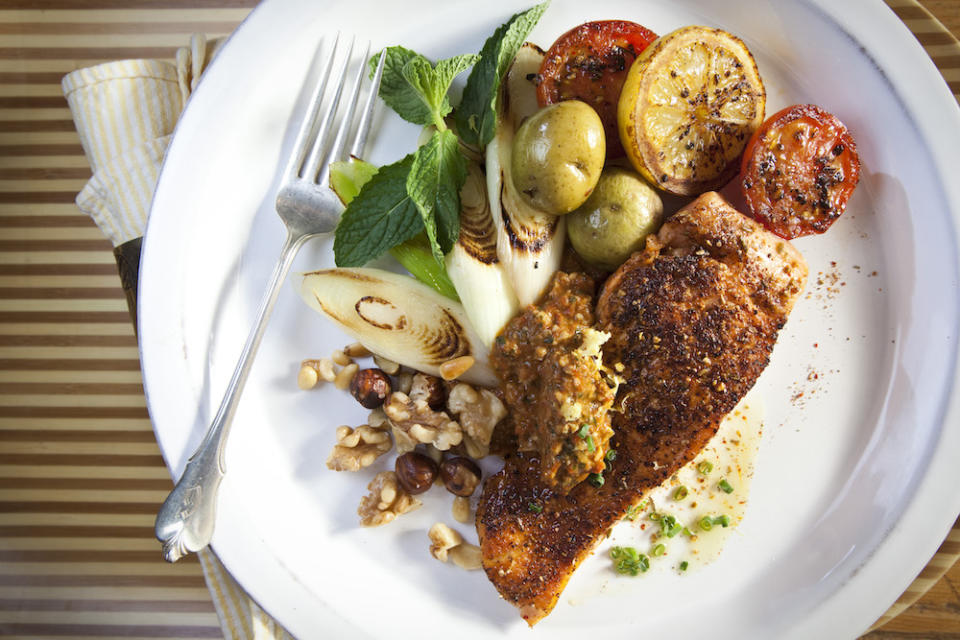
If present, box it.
[537,20,658,158]
[740,104,861,239]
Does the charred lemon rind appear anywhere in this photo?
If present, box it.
[617,25,766,196]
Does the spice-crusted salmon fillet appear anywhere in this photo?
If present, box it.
[476,192,807,624]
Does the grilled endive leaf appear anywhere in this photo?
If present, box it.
[486,43,565,308]
[444,160,519,346]
[300,268,497,387]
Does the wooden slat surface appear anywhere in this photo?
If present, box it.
[0,1,958,639]
[0,4,255,639]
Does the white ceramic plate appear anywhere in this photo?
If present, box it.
[140,1,960,637]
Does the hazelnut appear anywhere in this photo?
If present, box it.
[440,457,481,497]
[395,452,439,495]
[350,368,392,409]
[410,373,446,409]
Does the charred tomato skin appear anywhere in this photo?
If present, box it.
[740,104,861,239]
[537,20,658,159]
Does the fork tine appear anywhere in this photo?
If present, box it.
[318,41,371,186]
[285,33,340,180]
[301,35,355,181]
[349,47,386,161]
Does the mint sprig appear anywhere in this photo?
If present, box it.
[454,2,549,149]
[371,47,477,128]
[335,4,548,275]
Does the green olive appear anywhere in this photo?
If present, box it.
[567,167,664,271]
[511,101,605,215]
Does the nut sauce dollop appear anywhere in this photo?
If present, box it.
[490,272,616,494]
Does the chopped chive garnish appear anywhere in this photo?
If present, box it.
[651,543,666,557]
[673,486,689,501]
[588,473,605,487]
[699,514,731,531]
[528,502,543,513]
[718,478,734,494]
[610,546,649,576]
[586,435,596,452]
[605,449,617,462]
[697,460,713,475]
[624,503,645,521]
[659,514,683,538]
[679,561,689,572]
[578,424,590,438]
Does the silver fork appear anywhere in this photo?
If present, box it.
[155,36,386,563]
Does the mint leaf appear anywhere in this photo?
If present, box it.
[372,46,434,126]
[454,2,549,148]
[401,53,479,128]
[373,48,478,128]
[406,129,468,261]
[333,155,423,267]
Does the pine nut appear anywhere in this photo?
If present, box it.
[297,363,319,390]
[317,358,337,382]
[452,496,471,524]
[439,355,475,381]
[334,363,360,390]
[373,354,400,375]
[395,371,414,394]
[424,444,443,464]
[344,342,372,358]
[331,349,352,366]
[368,408,387,428]
[449,543,482,570]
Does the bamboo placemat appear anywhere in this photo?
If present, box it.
[0,4,255,638]
[0,1,957,638]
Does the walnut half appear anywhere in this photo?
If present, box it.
[326,425,391,472]
[446,383,506,459]
[358,471,421,527]
[427,522,482,571]
[428,522,464,562]
[383,391,463,453]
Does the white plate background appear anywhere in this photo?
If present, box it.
[140,1,960,638]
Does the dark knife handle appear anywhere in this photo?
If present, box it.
[113,236,142,331]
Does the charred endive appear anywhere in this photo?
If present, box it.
[486,43,565,308]
[299,268,497,387]
[444,160,519,347]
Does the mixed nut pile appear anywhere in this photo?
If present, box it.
[298,343,506,570]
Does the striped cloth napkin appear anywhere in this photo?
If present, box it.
[62,34,293,640]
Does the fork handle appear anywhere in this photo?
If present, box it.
[155,230,307,562]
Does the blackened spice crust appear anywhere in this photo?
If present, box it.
[477,193,808,625]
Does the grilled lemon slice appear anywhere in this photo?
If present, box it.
[618,25,765,196]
